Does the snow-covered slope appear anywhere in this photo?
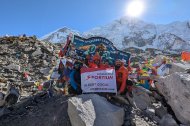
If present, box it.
[41,17,190,51]
[41,27,80,43]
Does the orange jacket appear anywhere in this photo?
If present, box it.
[93,54,101,61]
[181,51,190,61]
[88,62,98,68]
[116,65,128,93]
[88,54,101,68]
[99,63,110,68]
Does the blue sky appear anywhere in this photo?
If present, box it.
[0,0,190,37]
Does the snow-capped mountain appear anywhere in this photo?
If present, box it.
[41,17,190,51]
[41,27,81,43]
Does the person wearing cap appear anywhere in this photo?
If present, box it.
[115,59,129,95]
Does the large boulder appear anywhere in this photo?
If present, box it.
[68,94,124,126]
[156,73,190,125]
[169,62,190,74]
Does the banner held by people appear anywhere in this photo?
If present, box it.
[81,67,117,93]
[63,35,131,66]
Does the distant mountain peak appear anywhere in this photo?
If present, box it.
[41,18,190,52]
[56,27,79,33]
[40,27,80,43]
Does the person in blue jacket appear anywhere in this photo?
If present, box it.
[69,61,82,94]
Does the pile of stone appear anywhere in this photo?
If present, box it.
[67,92,176,126]
[0,35,58,106]
[125,85,179,126]
[1,37,189,126]
[156,62,190,125]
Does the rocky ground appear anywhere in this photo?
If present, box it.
[0,36,58,97]
[0,36,71,125]
[0,92,71,126]
[0,36,189,126]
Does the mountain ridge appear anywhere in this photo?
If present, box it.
[40,17,190,52]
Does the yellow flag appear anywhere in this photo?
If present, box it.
[47,75,51,80]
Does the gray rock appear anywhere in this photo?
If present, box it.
[4,87,19,106]
[180,124,188,126]
[154,104,168,118]
[152,116,161,123]
[152,91,162,101]
[68,94,124,126]
[42,53,47,59]
[169,62,190,74]
[23,81,35,87]
[157,73,190,124]
[159,114,178,126]
[145,108,155,118]
[4,64,20,71]
[47,47,54,53]
[124,121,130,126]
[186,68,190,73]
[0,92,5,107]
[0,107,10,117]
[40,67,50,76]
[51,56,57,62]
[131,86,152,110]
[32,47,43,56]
[43,60,49,66]
[24,47,34,52]
[0,92,4,100]
[111,95,130,105]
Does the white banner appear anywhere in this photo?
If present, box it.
[157,64,169,76]
[81,67,117,93]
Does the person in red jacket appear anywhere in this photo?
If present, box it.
[115,59,129,95]
[100,59,110,68]
[88,53,101,68]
